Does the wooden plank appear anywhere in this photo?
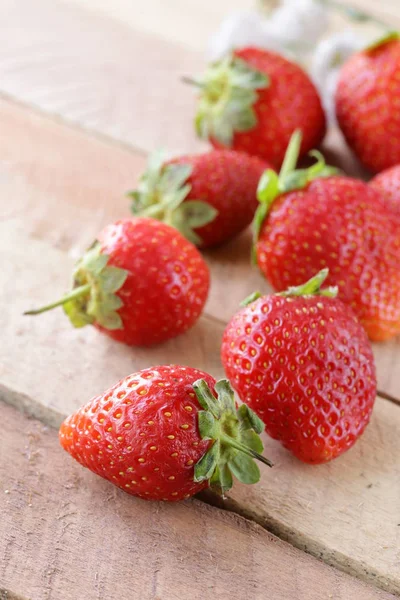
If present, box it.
[0,0,205,157]
[66,0,250,52]
[0,222,224,428]
[1,226,399,594]
[0,96,147,256]
[1,0,399,71]
[337,0,400,24]
[1,2,398,597]
[220,392,400,594]
[1,0,398,348]
[1,403,393,600]
[0,97,398,402]
[0,0,399,164]
[72,0,400,49]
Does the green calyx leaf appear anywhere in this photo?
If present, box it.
[193,378,272,496]
[192,54,269,146]
[277,268,338,299]
[173,200,218,246]
[240,291,262,307]
[228,453,261,486]
[23,243,128,329]
[210,463,233,492]
[64,243,128,329]
[237,404,264,434]
[128,151,217,246]
[194,439,220,482]
[198,411,218,440]
[366,31,400,52]
[253,131,340,255]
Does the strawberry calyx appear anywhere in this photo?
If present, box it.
[24,243,128,330]
[241,269,337,307]
[277,268,338,298]
[240,291,263,307]
[366,31,400,53]
[193,378,272,495]
[187,54,269,146]
[128,151,218,246]
[252,130,339,261]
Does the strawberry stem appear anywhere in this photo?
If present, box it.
[24,244,128,330]
[181,76,205,89]
[253,133,339,257]
[220,433,273,467]
[240,291,262,307]
[194,378,273,491]
[24,284,91,316]
[278,268,338,298]
[366,31,400,52]
[279,129,302,180]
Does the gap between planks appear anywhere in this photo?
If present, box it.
[0,0,399,593]
[0,224,399,595]
[1,400,395,600]
[0,94,399,401]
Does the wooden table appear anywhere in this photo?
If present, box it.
[1,1,399,598]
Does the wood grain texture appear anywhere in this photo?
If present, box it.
[223,395,400,594]
[66,0,251,52]
[0,222,224,427]
[0,97,398,401]
[1,402,394,600]
[0,0,205,157]
[1,225,399,594]
[0,0,399,164]
[1,1,400,595]
[336,0,400,24]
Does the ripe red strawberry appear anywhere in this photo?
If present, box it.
[336,33,400,173]
[59,365,272,501]
[254,131,400,341]
[25,218,210,346]
[370,165,400,217]
[221,271,377,464]
[128,150,270,248]
[188,47,326,169]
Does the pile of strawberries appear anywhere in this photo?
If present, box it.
[28,36,400,502]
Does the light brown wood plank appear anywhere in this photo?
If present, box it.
[1,225,399,593]
[1,3,399,592]
[0,96,147,255]
[65,0,400,51]
[1,402,393,600]
[0,222,224,428]
[1,0,399,381]
[223,393,400,595]
[0,97,398,402]
[0,0,399,166]
[340,0,400,24]
[66,0,250,52]
[0,0,205,157]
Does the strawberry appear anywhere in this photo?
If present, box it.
[254,131,400,341]
[187,47,326,169]
[128,149,270,248]
[336,33,400,173]
[221,270,377,464]
[59,365,272,501]
[25,218,210,346]
[370,165,400,217]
